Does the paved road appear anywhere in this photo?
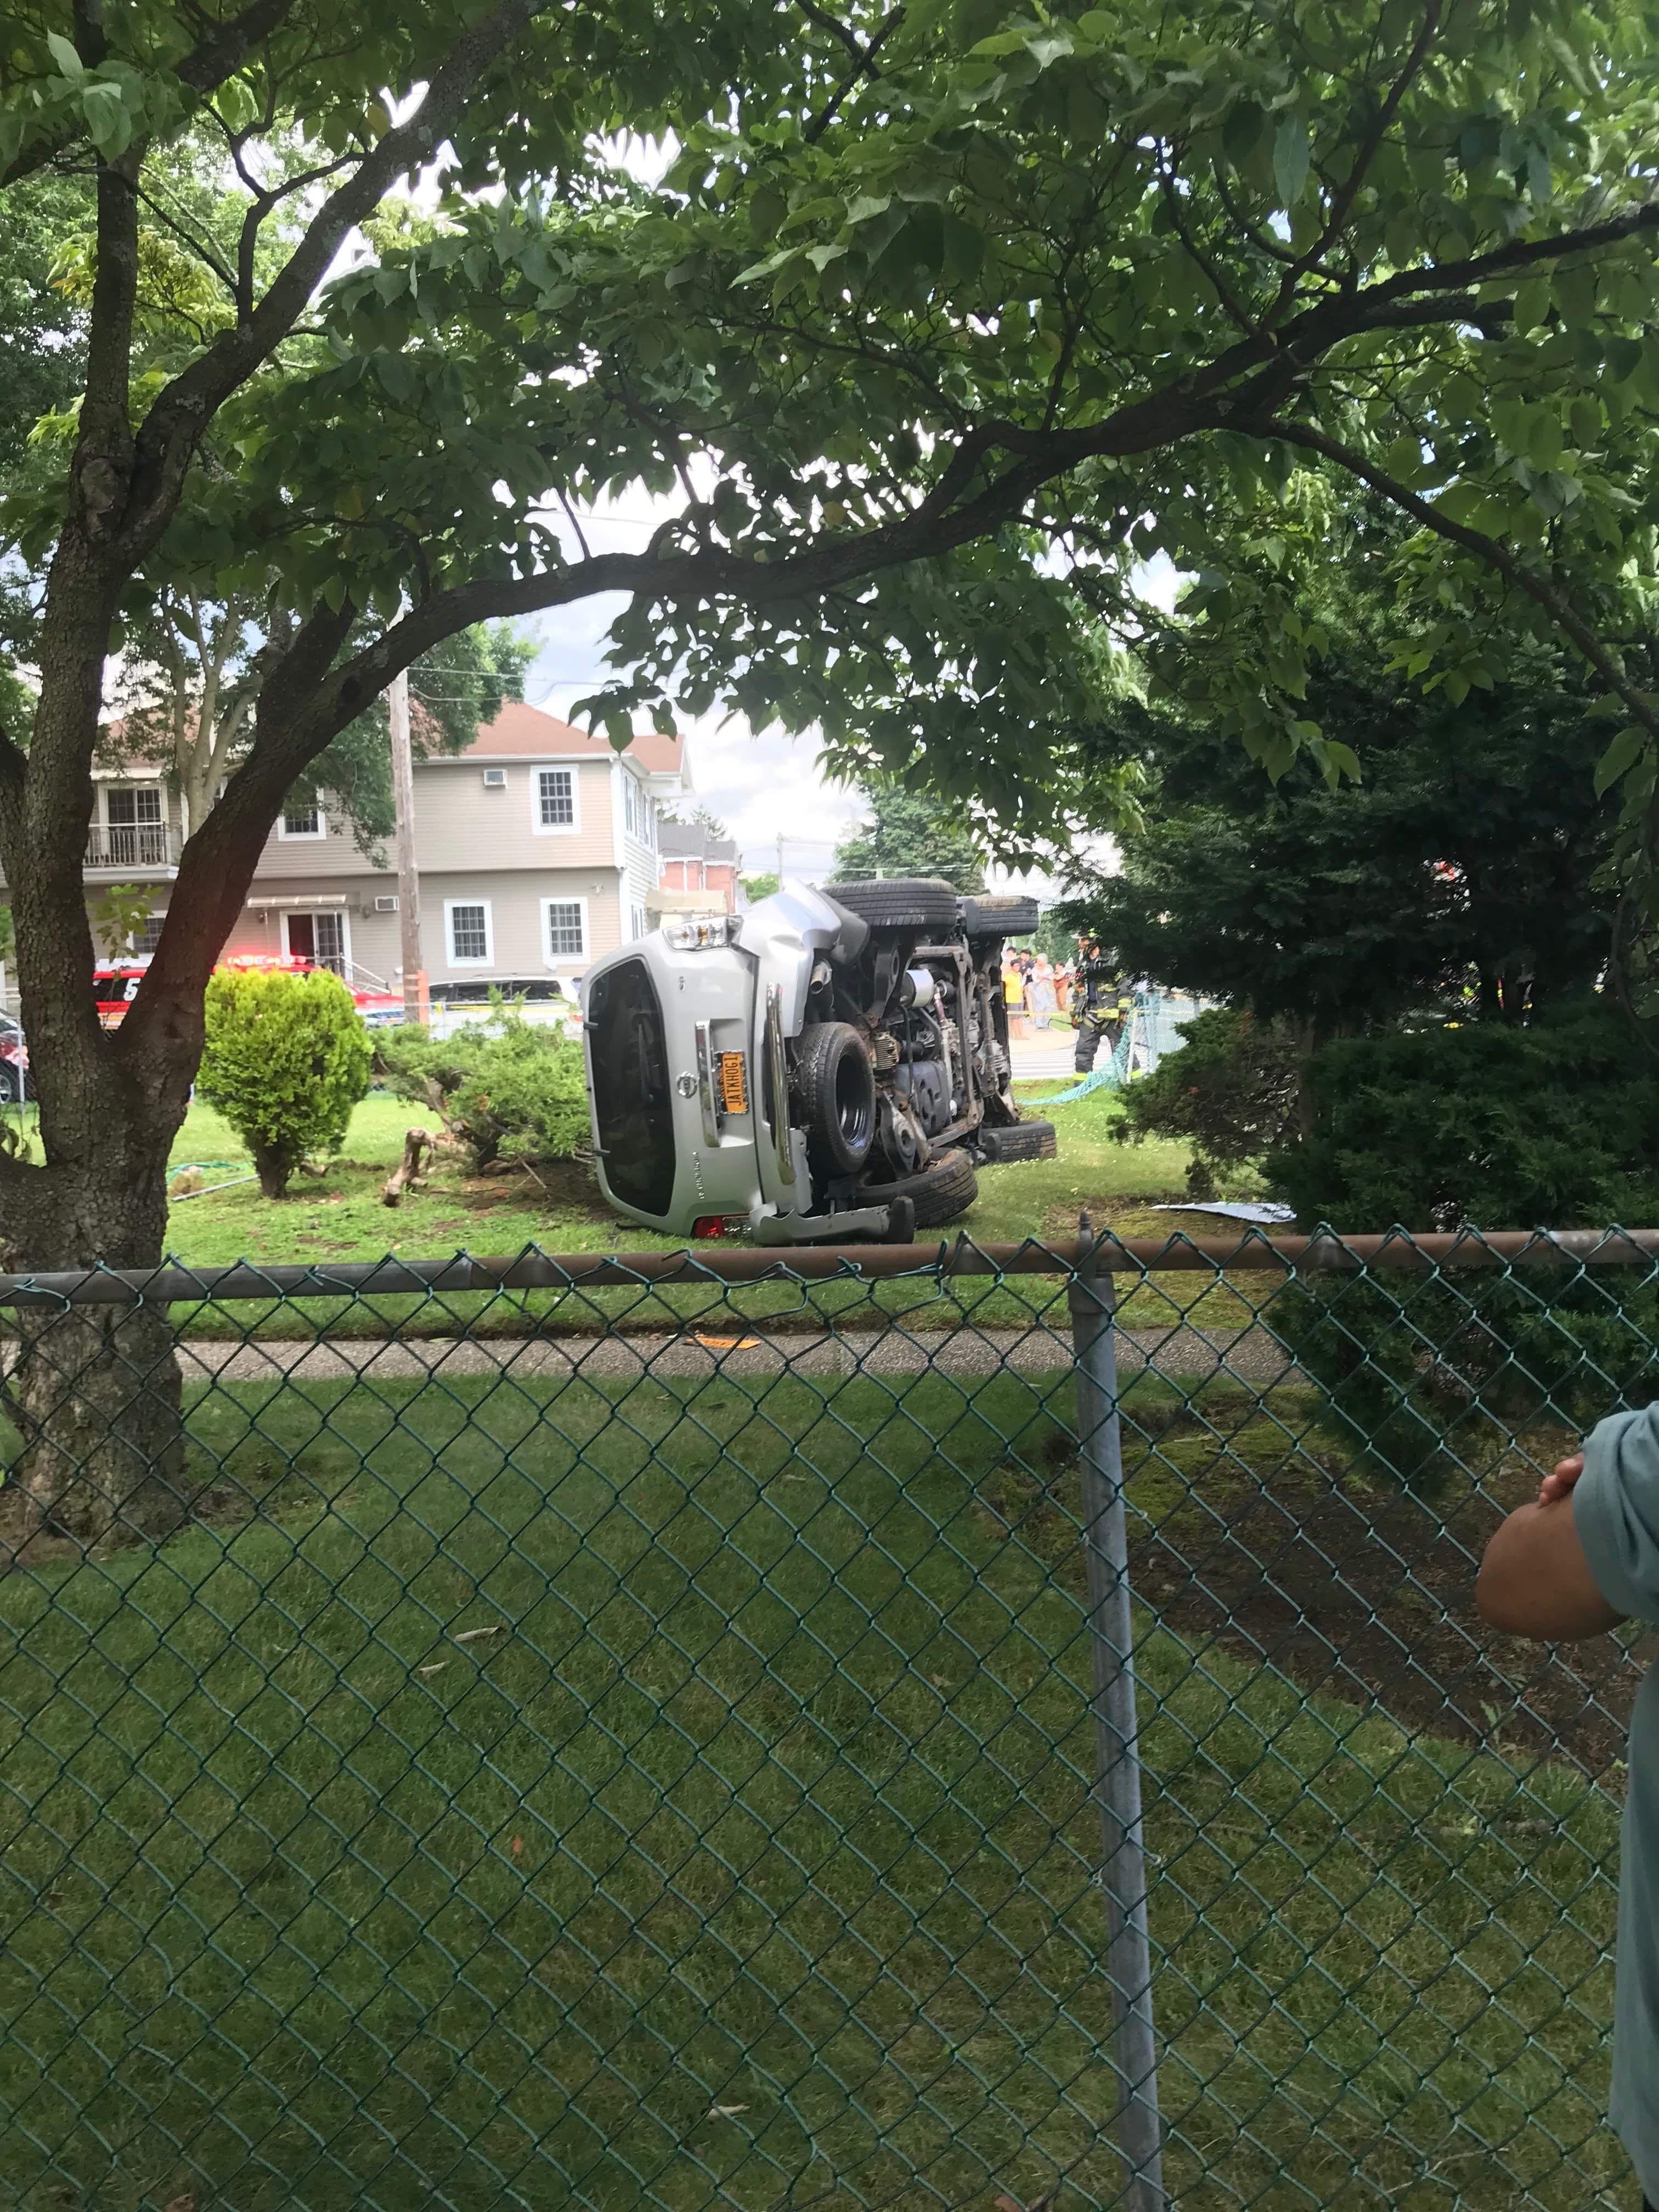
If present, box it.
[177,1320,1294,1389]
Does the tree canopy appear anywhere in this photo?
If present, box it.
[1072,634,1622,1034]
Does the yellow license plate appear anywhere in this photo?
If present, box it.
[718,1052,749,1114]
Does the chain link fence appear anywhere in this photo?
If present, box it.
[0,1223,1655,2211]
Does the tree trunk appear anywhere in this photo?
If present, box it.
[0,1118,188,1559]
[248,1142,301,1199]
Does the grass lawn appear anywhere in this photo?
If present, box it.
[159,1085,1203,1266]
[140,1085,1275,1342]
[0,1363,1626,2211]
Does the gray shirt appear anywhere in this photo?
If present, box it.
[1573,1403,1659,2201]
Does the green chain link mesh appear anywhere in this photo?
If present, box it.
[0,1228,1649,2210]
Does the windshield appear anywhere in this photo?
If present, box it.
[586,958,675,1216]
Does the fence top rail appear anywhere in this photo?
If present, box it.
[1,1225,1658,1306]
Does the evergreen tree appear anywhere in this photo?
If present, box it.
[1069,641,1620,1036]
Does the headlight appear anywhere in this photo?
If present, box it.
[663,915,743,951]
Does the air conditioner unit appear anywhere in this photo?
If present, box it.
[481,767,507,789]
[374,895,399,912]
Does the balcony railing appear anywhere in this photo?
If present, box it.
[84,824,179,870]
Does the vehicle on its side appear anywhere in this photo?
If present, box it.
[582,877,1056,1243]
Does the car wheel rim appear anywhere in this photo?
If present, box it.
[836,1056,873,1151]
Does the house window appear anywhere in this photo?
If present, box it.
[623,777,636,836]
[447,900,492,966]
[630,904,648,940]
[132,913,166,955]
[545,900,585,959]
[104,785,166,866]
[279,799,324,839]
[535,768,575,831]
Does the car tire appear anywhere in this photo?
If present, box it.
[976,1118,1057,1164]
[794,1021,877,1175]
[960,893,1041,940]
[824,877,962,934]
[870,1145,979,1228]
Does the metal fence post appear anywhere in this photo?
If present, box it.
[1068,1212,1165,2212]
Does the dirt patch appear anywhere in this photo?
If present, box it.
[453,1156,612,1219]
[984,1418,1652,1782]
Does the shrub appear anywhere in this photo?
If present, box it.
[1268,996,1659,1232]
[1265,997,1659,1488]
[198,967,372,1199]
[377,1003,587,1171]
[1115,1007,1301,1196]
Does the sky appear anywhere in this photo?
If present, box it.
[517,502,1179,896]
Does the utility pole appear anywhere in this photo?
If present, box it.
[775,830,785,888]
[390,670,424,1024]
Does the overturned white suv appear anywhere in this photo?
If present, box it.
[582,878,1057,1244]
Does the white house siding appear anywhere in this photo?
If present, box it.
[404,757,619,872]
[422,871,622,983]
[219,870,623,985]
[0,710,680,1015]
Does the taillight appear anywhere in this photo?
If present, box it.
[691,1215,744,1239]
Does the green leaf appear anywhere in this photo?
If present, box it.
[1527,410,1564,468]
[1595,725,1647,795]
[1511,279,1551,334]
[1025,30,1075,66]
[46,31,83,79]
[732,246,798,285]
[81,81,131,157]
[1604,335,1643,383]
[1273,117,1310,206]
[1458,115,1502,171]
[880,204,945,279]
[1222,99,1265,166]
[374,351,415,403]
[1553,263,1598,326]
[941,213,985,282]
[1383,434,1425,483]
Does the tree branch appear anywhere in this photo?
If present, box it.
[116,0,550,566]
[1269,417,1659,744]
[1269,0,1444,321]
[76,146,143,524]
[799,2,905,143]
[1,0,298,188]
[1158,160,1259,336]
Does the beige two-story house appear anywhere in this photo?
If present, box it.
[53,703,687,998]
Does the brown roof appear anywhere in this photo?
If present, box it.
[96,699,685,776]
[458,700,682,772]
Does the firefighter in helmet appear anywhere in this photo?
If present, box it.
[1074,939,1135,1074]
